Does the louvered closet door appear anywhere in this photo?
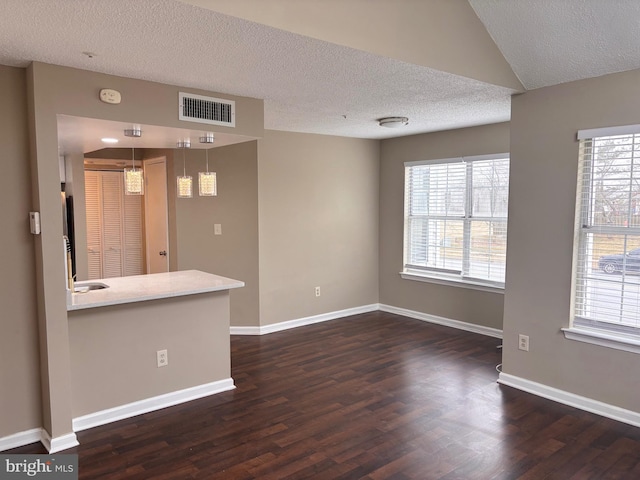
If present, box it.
[85,170,144,280]
[85,171,103,279]
[123,189,143,276]
[100,172,124,278]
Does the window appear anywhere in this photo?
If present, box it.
[572,127,640,347]
[403,154,509,289]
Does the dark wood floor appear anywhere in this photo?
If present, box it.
[10,311,640,479]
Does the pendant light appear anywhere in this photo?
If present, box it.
[124,147,144,195]
[198,133,217,197]
[123,127,143,195]
[176,140,192,198]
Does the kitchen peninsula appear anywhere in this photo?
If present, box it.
[67,270,244,431]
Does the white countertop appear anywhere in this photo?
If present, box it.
[67,270,244,311]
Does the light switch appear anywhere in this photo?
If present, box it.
[29,212,40,235]
[214,224,222,235]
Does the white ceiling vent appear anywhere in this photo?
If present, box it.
[179,92,235,127]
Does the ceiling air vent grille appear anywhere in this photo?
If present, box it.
[179,92,235,127]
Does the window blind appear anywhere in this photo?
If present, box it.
[575,131,640,334]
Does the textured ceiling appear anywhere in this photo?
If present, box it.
[0,0,515,146]
[0,0,638,149]
[469,0,640,89]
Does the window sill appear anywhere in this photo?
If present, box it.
[562,327,640,355]
[400,271,504,294]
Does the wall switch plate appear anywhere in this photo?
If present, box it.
[157,349,168,367]
[214,224,222,235]
[29,212,41,235]
[518,334,530,352]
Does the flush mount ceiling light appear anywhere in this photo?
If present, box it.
[101,137,118,144]
[176,141,193,198]
[378,117,409,128]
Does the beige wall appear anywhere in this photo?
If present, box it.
[257,130,379,326]
[0,65,42,437]
[26,62,263,439]
[379,123,510,330]
[174,142,260,327]
[503,69,640,412]
[68,292,231,416]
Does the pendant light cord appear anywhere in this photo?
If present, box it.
[205,149,209,173]
[132,147,135,172]
[183,147,186,176]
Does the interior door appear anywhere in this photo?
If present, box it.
[144,157,170,273]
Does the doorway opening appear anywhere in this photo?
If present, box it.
[83,156,169,279]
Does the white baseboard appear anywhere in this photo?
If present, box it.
[40,430,78,453]
[379,304,503,339]
[230,325,261,335]
[231,304,380,335]
[498,372,640,428]
[73,378,235,432]
[0,428,42,452]
[1,428,79,454]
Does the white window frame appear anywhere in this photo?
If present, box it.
[401,153,509,292]
[564,125,640,354]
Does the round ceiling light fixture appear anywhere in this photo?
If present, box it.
[378,116,409,128]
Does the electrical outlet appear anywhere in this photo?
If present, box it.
[157,349,168,367]
[518,334,529,352]
[214,224,222,235]
[315,286,321,297]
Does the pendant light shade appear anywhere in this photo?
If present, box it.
[198,147,217,196]
[124,169,144,195]
[199,172,217,196]
[124,147,144,195]
[177,175,193,198]
[177,142,192,198]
